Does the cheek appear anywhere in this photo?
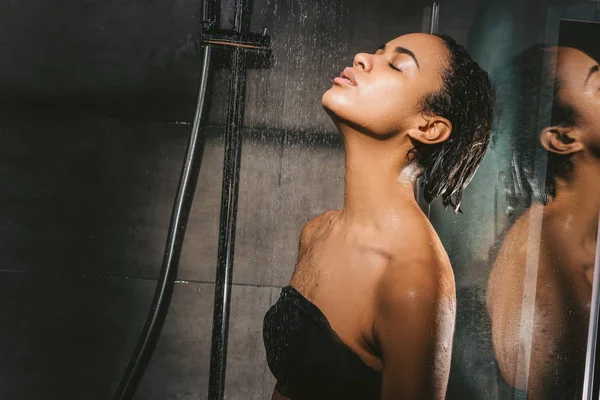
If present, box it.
[582,118,600,157]
[588,122,600,156]
[360,82,415,131]
[580,99,600,149]
[322,81,418,135]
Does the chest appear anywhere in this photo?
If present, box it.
[293,229,389,289]
[288,231,388,370]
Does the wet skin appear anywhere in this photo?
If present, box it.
[272,33,457,400]
[487,47,600,399]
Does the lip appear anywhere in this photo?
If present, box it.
[334,67,356,86]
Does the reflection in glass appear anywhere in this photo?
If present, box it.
[486,44,600,399]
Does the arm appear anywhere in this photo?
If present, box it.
[375,264,456,400]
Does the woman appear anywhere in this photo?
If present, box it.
[487,45,600,399]
[263,33,493,400]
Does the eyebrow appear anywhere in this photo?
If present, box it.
[584,64,599,86]
[377,44,420,70]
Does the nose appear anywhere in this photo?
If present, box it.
[353,52,373,72]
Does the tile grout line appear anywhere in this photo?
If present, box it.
[0,268,284,288]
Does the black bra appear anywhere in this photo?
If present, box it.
[262,286,381,399]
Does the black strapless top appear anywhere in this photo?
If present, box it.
[262,286,381,399]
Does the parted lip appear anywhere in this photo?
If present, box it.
[341,67,356,85]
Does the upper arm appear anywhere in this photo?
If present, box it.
[375,264,456,400]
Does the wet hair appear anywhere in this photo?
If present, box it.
[487,45,580,262]
[413,33,494,213]
[500,45,578,218]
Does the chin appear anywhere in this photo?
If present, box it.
[321,86,335,109]
[321,87,348,122]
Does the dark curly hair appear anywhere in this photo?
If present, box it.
[487,45,580,262]
[413,33,494,213]
[499,45,578,217]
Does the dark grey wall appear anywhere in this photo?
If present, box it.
[0,0,430,126]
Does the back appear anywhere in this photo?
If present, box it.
[487,205,593,399]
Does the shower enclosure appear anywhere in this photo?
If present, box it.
[0,0,598,399]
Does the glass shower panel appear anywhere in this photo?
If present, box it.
[434,1,600,399]
[432,2,520,398]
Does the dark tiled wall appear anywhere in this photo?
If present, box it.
[0,0,429,128]
[0,111,346,398]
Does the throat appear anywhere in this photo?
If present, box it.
[342,137,420,226]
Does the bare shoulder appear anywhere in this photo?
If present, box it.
[299,210,340,248]
[390,209,454,285]
[376,253,456,315]
[375,215,456,317]
[373,224,456,399]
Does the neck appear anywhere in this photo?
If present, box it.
[552,155,600,238]
[338,123,420,228]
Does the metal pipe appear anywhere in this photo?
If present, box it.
[113,44,213,400]
[430,2,440,34]
[583,213,600,399]
[421,2,440,35]
[415,1,440,218]
[207,43,247,400]
[206,0,253,395]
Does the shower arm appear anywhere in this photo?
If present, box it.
[112,1,270,398]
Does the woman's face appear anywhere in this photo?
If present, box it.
[322,33,449,137]
[554,47,600,156]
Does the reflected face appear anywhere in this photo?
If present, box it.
[322,33,449,137]
[554,47,600,155]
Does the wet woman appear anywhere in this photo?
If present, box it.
[487,46,600,399]
[263,33,493,400]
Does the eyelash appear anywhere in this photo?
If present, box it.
[389,63,403,72]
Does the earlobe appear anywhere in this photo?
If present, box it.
[407,116,452,145]
[539,126,584,155]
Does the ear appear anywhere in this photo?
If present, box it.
[539,126,584,155]
[406,115,452,145]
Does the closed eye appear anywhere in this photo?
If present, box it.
[389,63,403,72]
